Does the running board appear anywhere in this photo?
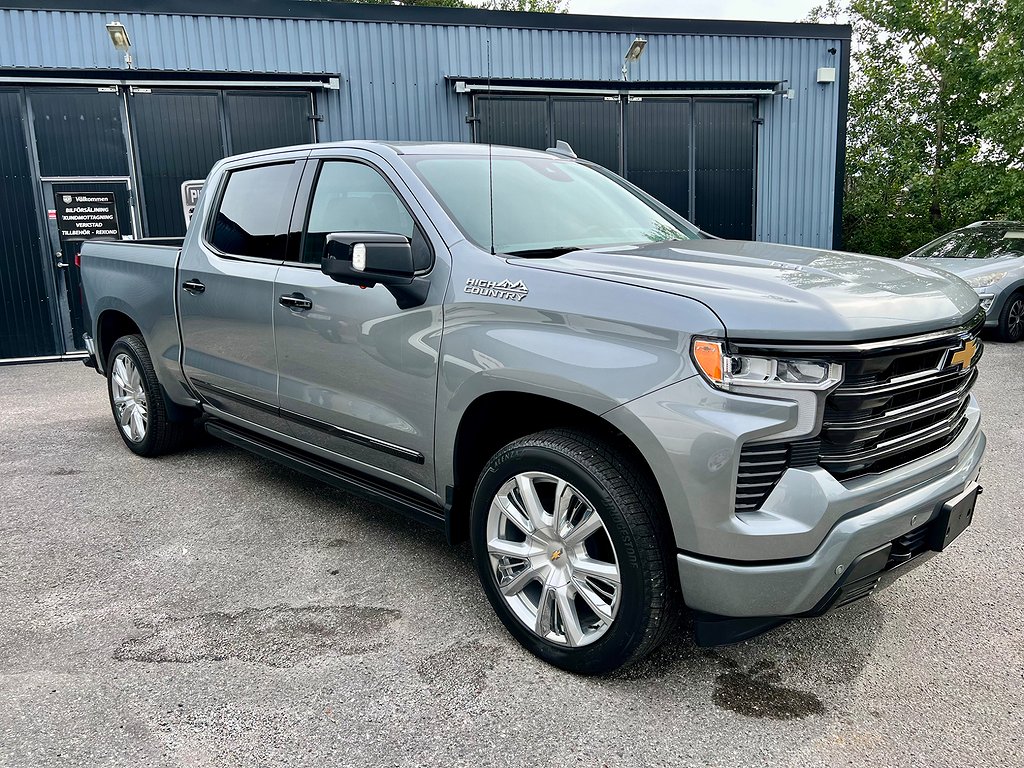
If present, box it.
[204,420,445,532]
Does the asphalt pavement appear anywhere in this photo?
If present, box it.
[1,344,1022,767]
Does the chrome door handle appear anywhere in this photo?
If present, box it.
[279,293,313,311]
[182,279,206,294]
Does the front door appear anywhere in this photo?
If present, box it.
[273,153,445,497]
[43,180,135,352]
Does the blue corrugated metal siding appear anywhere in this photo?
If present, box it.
[0,8,844,247]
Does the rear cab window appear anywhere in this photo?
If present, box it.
[207,162,301,260]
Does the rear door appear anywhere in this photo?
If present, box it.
[272,150,446,496]
[178,153,305,426]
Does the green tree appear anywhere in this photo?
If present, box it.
[810,0,1024,257]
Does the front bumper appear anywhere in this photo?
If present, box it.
[677,422,984,628]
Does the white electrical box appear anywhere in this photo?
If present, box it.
[817,67,836,84]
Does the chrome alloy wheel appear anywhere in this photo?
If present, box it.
[1009,298,1024,340]
[110,353,148,443]
[486,472,621,647]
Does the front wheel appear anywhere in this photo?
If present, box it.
[470,429,678,675]
[996,291,1024,342]
[107,334,191,456]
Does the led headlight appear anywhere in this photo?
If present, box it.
[965,272,1006,289]
[692,339,843,392]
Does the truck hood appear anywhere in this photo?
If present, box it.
[512,239,980,342]
[903,255,1019,280]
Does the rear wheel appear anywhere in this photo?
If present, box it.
[996,292,1024,342]
[107,334,191,456]
[470,429,678,674]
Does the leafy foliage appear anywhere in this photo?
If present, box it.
[810,0,1024,257]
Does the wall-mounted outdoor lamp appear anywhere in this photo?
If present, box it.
[621,37,647,81]
[106,21,133,69]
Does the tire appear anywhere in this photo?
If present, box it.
[996,291,1024,343]
[106,334,191,457]
[469,428,679,675]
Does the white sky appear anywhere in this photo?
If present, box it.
[564,0,818,23]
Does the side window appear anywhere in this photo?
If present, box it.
[208,163,297,259]
[303,161,416,263]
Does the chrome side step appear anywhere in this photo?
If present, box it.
[204,419,446,532]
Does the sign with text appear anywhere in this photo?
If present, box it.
[181,180,204,227]
[54,192,120,240]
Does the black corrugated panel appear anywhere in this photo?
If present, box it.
[476,95,548,150]
[131,89,314,237]
[551,97,619,172]
[131,89,223,238]
[225,91,313,154]
[625,98,690,217]
[692,99,755,239]
[28,87,128,178]
[0,88,58,358]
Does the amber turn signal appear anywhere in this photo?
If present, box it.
[692,339,724,383]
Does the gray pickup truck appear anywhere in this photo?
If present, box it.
[81,141,986,674]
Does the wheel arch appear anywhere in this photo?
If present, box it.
[444,390,669,545]
[96,308,143,372]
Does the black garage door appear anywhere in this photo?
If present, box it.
[0,84,316,360]
[0,89,59,359]
[131,89,315,237]
[474,94,756,239]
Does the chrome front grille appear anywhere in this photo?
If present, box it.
[817,328,982,480]
[733,316,984,512]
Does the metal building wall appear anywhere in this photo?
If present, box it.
[0,5,846,247]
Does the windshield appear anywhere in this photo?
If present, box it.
[406,154,702,254]
[913,226,1024,259]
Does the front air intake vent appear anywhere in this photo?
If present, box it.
[735,443,789,513]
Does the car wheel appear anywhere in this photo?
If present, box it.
[107,334,191,456]
[470,429,679,675]
[996,292,1024,342]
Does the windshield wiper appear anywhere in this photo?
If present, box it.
[505,246,583,258]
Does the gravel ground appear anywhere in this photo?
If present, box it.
[0,345,1022,767]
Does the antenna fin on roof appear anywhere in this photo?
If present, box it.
[546,140,577,159]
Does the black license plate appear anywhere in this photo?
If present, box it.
[929,485,980,552]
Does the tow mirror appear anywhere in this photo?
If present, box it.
[322,233,415,286]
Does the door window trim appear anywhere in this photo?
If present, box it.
[201,159,305,265]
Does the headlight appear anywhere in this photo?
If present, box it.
[692,339,843,392]
[965,272,1007,289]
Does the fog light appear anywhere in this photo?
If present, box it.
[979,295,994,313]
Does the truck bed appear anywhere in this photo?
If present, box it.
[79,238,191,406]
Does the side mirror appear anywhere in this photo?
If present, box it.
[322,233,415,286]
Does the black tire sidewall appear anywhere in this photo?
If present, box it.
[470,439,658,674]
[107,337,160,456]
[999,293,1024,342]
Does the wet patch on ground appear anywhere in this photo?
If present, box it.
[712,658,825,720]
[114,605,400,667]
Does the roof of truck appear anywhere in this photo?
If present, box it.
[220,140,563,166]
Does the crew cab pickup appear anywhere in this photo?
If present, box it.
[81,141,986,674]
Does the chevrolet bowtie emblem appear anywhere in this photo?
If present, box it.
[949,339,979,372]
[550,549,563,561]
